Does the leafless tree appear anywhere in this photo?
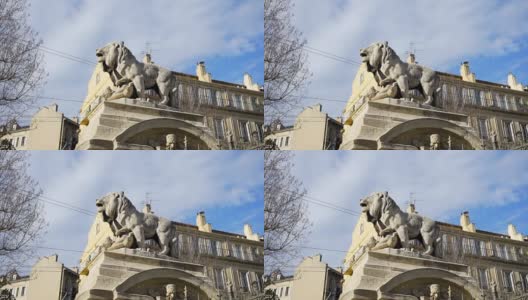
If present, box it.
[0,151,46,274]
[264,0,310,119]
[264,150,310,270]
[0,0,46,119]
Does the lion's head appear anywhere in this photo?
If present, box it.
[359,191,397,222]
[359,41,397,72]
[96,191,132,222]
[95,41,134,71]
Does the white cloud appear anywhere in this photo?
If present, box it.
[26,151,263,269]
[289,0,528,119]
[288,151,528,269]
[24,0,263,119]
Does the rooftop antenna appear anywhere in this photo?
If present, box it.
[140,41,160,63]
[405,192,422,213]
[404,41,423,64]
[142,192,158,213]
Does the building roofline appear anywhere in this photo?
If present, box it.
[437,221,528,243]
[171,71,263,92]
[437,71,528,95]
[171,221,260,241]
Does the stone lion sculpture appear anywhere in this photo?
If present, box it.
[95,41,177,106]
[96,191,176,256]
[359,41,440,106]
[359,191,440,255]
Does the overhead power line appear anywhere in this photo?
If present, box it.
[0,33,97,66]
[11,189,96,217]
[278,38,362,66]
[282,189,360,216]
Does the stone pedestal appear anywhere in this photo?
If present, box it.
[76,249,219,300]
[76,98,219,150]
[340,98,482,150]
[339,249,483,300]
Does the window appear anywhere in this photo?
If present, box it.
[16,287,19,296]
[480,240,487,256]
[214,91,224,106]
[256,123,263,142]
[232,244,242,259]
[214,268,225,290]
[496,93,505,109]
[280,287,283,296]
[285,136,290,147]
[250,97,258,111]
[20,136,25,147]
[502,120,514,142]
[198,88,212,104]
[522,273,528,292]
[473,239,481,256]
[21,286,25,296]
[521,123,528,142]
[199,238,212,255]
[232,94,242,108]
[279,137,283,147]
[239,120,250,142]
[478,119,488,140]
[239,270,250,292]
[475,90,483,106]
[478,268,489,290]
[503,270,513,292]
[15,137,19,147]
[285,286,290,296]
[213,119,225,140]
[251,247,258,261]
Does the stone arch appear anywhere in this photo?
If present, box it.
[379,267,483,299]
[378,118,483,150]
[114,267,219,300]
[114,118,219,150]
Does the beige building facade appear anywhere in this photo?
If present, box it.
[264,104,342,150]
[77,42,264,150]
[342,195,528,300]
[264,254,342,300]
[77,194,264,300]
[0,104,78,150]
[0,255,78,300]
[341,42,528,150]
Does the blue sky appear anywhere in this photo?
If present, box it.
[18,151,263,273]
[8,0,263,123]
[284,151,528,271]
[284,0,528,122]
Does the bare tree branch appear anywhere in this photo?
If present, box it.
[264,150,311,271]
[0,151,46,274]
[264,0,311,119]
[0,0,46,119]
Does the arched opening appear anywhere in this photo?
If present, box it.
[114,268,219,300]
[378,118,483,150]
[379,268,483,299]
[114,118,220,150]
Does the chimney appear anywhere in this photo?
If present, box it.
[244,224,260,241]
[507,73,524,91]
[196,62,212,83]
[460,62,476,82]
[243,73,260,91]
[407,53,416,64]
[407,203,416,214]
[142,203,152,214]
[460,211,476,232]
[196,211,212,232]
[508,224,524,241]
[143,53,152,64]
